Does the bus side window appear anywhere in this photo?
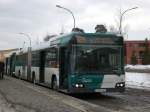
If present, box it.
[45,48,57,68]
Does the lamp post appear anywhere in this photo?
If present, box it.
[19,33,32,81]
[19,33,31,47]
[119,7,138,35]
[56,5,76,29]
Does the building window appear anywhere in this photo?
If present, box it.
[128,43,132,47]
[133,44,138,48]
[138,43,145,47]
[139,51,144,59]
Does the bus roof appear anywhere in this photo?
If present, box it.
[49,32,121,46]
[15,32,121,55]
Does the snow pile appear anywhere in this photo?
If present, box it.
[125,65,150,73]
[125,65,150,70]
[126,72,150,90]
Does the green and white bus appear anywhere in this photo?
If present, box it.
[6,32,125,93]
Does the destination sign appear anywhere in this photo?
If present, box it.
[76,36,115,44]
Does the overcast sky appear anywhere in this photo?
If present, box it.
[0,0,150,50]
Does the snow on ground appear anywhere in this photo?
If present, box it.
[125,65,150,90]
[126,72,150,90]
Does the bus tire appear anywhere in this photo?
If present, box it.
[32,71,36,84]
[51,76,58,90]
[18,70,21,79]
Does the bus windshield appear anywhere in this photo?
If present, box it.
[73,45,121,73]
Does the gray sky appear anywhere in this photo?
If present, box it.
[0,0,150,50]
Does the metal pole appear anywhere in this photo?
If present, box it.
[119,7,138,35]
[19,33,31,47]
[56,5,76,29]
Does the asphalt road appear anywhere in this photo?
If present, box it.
[0,76,109,112]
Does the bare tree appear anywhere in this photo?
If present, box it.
[109,25,118,33]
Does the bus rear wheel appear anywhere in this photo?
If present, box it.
[52,77,57,90]
[32,72,36,84]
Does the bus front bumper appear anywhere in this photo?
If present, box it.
[69,82,125,93]
[69,87,125,93]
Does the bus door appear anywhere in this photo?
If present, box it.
[59,47,69,89]
[39,51,46,83]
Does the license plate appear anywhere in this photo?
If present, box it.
[95,89,106,92]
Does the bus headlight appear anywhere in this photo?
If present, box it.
[75,84,84,88]
[79,84,83,88]
[116,82,125,87]
[117,84,120,87]
[75,84,79,88]
[120,83,123,87]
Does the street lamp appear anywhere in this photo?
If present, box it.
[56,5,76,29]
[19,33,31,47]
[119,7,138,34]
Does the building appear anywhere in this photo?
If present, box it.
[125,40,150,65]
[0,48,19,62]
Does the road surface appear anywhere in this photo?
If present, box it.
[75,88,150,112]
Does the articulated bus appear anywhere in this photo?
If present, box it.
[6,32,125,93]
